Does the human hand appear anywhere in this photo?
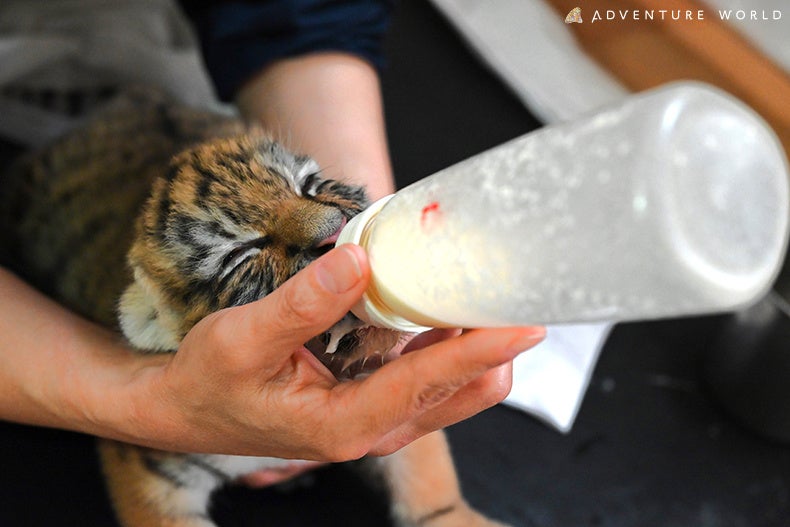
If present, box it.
[130,244,545,460]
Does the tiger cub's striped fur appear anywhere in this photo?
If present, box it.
[0,88,509,527]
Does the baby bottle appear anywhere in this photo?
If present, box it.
[337,82,790,332]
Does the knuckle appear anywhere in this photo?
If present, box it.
[314,419,376,462]
[488,366,515,403]
[315,438,370,463]
[371,433,414,457]
[482,381,511,407]
[197,309,253,373]
[472,367,513,408]
[201,309,237,350]
[276,280,323,330]
[412,383,455,414]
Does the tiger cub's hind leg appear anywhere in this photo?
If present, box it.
[98,440,223,527]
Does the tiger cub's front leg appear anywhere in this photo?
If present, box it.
[99,440,223,527]
[379,430,510,527]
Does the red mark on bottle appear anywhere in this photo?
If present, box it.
[420,201,443,231]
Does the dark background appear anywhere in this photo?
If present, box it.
[2,2,789,526]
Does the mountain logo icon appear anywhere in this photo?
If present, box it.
[565,7,583,23]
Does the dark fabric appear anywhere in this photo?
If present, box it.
[180,0,393,101]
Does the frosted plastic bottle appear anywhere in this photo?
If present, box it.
[337,83,790,332]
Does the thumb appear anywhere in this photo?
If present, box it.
[238,244,370,360]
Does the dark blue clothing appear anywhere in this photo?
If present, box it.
[181,1,393,101]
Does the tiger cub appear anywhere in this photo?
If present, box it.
[0,88,509,527]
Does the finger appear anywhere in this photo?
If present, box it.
[408,360,514,432]
[401,328,462,354]
[335,326,546,447]
[370,361,514,455]
[218,244,370,367]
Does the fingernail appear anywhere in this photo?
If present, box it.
[315,245,364,294]
[507,326,547,354]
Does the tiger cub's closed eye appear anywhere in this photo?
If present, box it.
[300,172,324,197]
[221,236,271,269]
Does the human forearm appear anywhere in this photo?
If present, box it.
[236,52,395,200]
[0,267,154,438]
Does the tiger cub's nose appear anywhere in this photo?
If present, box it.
[275,201,347,252]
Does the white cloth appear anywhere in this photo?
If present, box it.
[505,323,612,433]
[0,0,221,146]
[428,0,628,124]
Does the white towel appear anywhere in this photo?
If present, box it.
[0,0,220,146]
